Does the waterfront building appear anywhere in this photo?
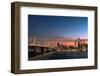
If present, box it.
[28,36,88,49]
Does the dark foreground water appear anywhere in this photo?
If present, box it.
[28,51,88,60]
[46,51,88,60]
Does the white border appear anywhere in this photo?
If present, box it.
[20,6,95,70]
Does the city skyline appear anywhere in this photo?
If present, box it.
[28,15,88,39]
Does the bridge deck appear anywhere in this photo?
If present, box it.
[28,44,55,49]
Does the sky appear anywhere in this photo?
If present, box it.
[28,15,88,39]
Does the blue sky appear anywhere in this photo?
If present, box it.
[28,15,88,39]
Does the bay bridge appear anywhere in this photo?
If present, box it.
[28,37,88,60]
[28,43,57,60]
